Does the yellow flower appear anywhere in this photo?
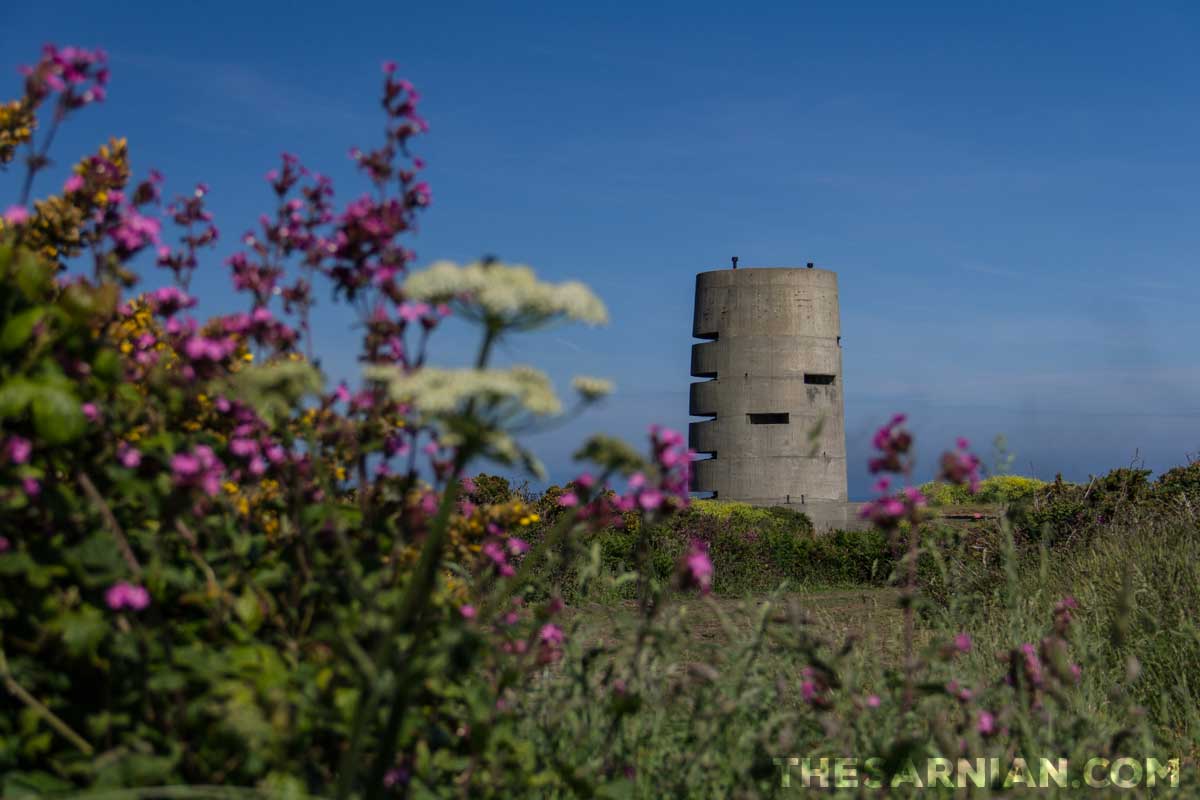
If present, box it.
[242,352,254,362]
[334,466,347,481]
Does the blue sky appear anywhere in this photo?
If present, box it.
[6,2,1200,497]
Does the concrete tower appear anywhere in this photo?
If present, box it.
[689,266,856,526]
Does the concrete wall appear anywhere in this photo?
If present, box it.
[688,267,850,509]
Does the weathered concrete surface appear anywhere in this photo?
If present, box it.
[689,267,859,528]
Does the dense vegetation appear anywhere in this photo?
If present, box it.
[2,43,1198,797]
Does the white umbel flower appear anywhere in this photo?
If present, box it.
[571,375,614,401]
[367,365,563,417]
[404,260,608,328]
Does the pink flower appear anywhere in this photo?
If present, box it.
[109,209,161,253]
[977,710,996,736]
[3,205,30,225]
[6,436,32,464]
[382,767,408,788]
[558,491,579,508]
[82,402,99,422]
[954,632,972,653]
[117,442,141,468]
[680,538,714,594]
[398,301,430,322]
[868,413,912,474]
[866,694,881,708]
[105,581,150,611]
[0,536,9,553]
[539,623,565,646]
[939,438,982,493]
[22,477,40,496]
[638,489,664,510]
[481,540,514,577]
[148,286,195,317]
[170,445,224,496]
[63,174,85,193]
[459,605,477,620]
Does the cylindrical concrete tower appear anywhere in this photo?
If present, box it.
[689,266,848,504]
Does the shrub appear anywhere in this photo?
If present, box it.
[920,474,1047,506]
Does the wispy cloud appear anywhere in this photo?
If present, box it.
[112,51,371,135]
[961,261,1022,277]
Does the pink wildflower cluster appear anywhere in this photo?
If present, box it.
[537,623,565,664]
[227,154,331,323]
[3,205,30,225]
[157,183,219,289]
[867,413,912,474]
[20,44,108,109]
[147,286,196,318]
[109,205,161,256]
[4,435,32,465]
[677,538,714,594]
[939,437,982,493]
[1001,596,1083,710]
[555,471,596,511]
[170,444,224,497]
[945,679,974,703]
[859,414,926,530]
[642,424,693,511]
[220,306,298,353]
[860,476,927,530]
[116,441,141,468]
[218,64,430,368]
[481,534,529,578]
[859,414,985,529]
[558,427,693,529]
[799,666,832,710]
[105,581,149,611]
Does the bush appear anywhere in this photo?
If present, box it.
[920,474,1047,506]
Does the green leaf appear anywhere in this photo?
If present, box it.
[30,383,85,444]
[235,588,264,634]
[5,246,54,301]
[93,348,122,382]
[53,605,108,656]
[2,771,74,797]
[0,307,44,352]
[259,772,309,800]
[0,377,38,418]
[66,531,126,581]
[146,669,187,693]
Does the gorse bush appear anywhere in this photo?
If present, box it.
[920,475,1047,507]
[0,44,1194,798]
